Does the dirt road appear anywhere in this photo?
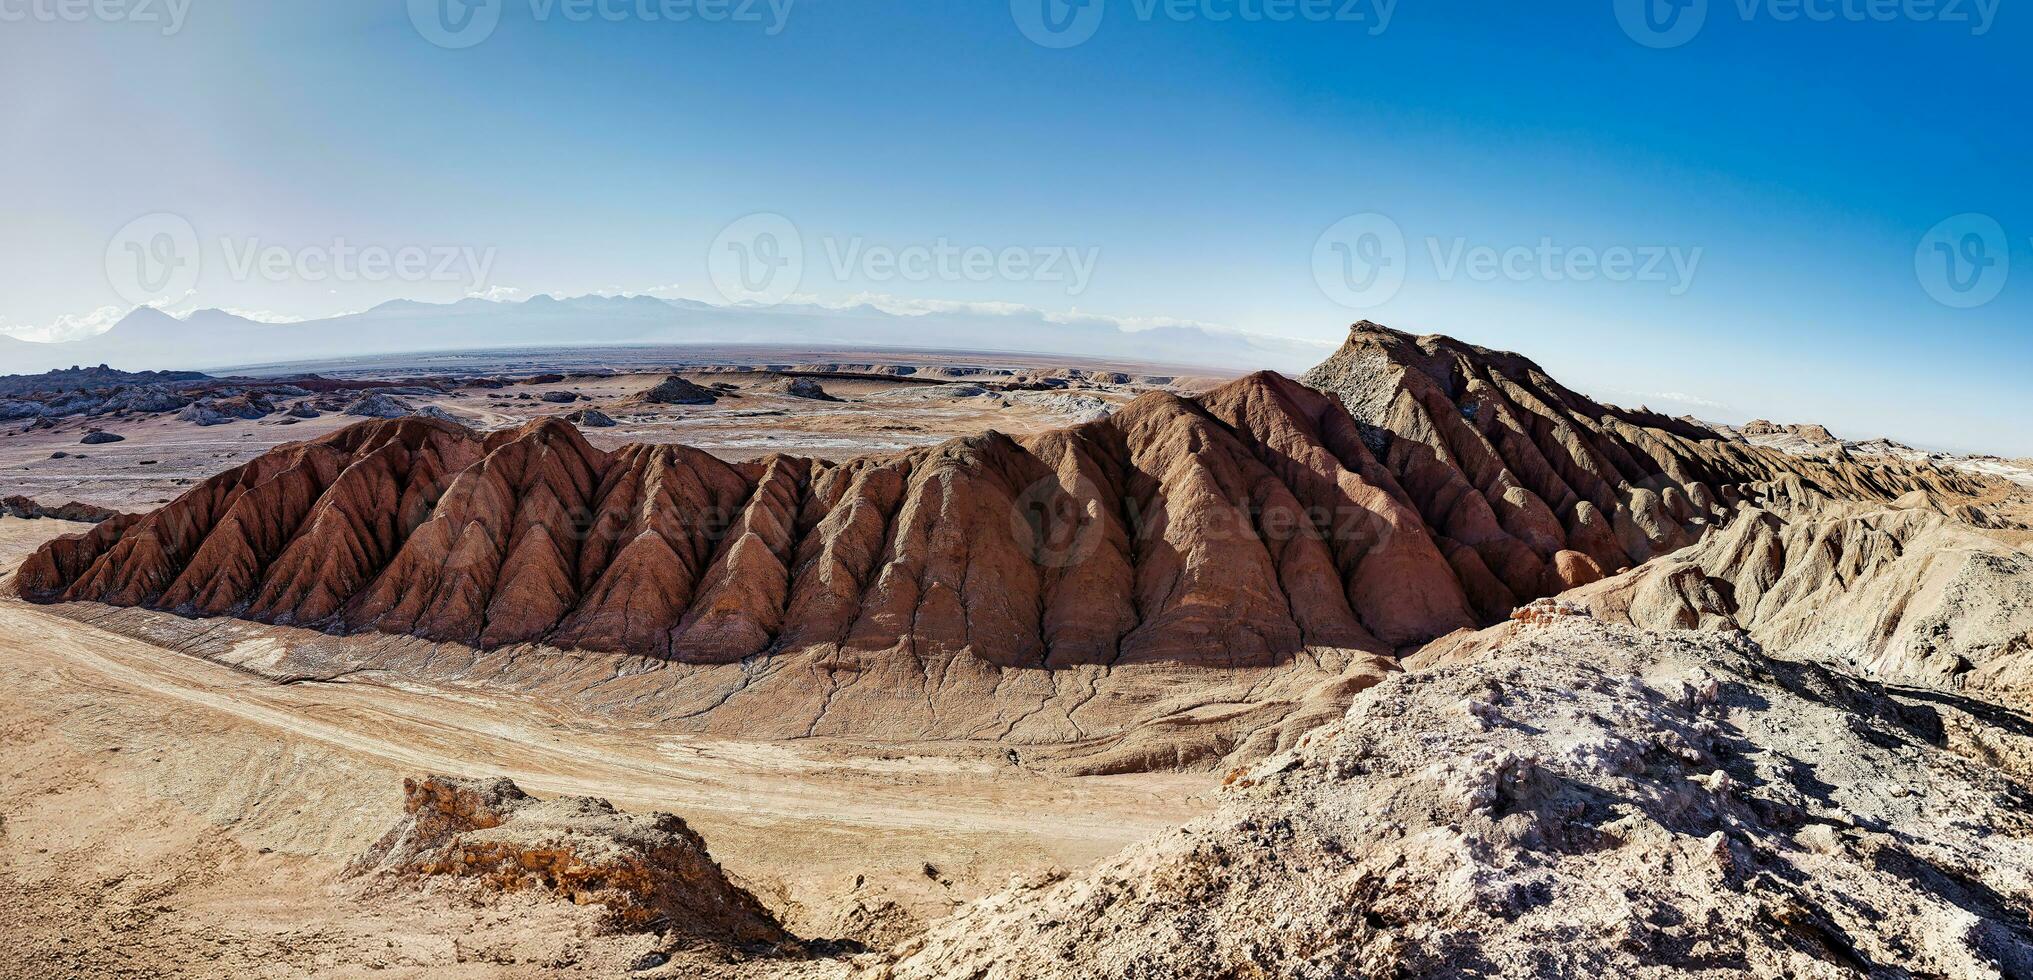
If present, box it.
[0,518,1209,977]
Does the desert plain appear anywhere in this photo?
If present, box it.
[4,326,2033,978]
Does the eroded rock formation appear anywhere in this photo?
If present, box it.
[1,495,125,523]
[638,376,721,406]
[351,775,789,947]
[12,324,1994,677]
[875,618,2033,979]
[1302,323,1988,621]
[1560,488,2033,696]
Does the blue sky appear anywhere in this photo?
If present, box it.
[1,0,2028,453]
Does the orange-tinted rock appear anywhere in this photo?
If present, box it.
[1301,321,1989,609]
[1546,549,1606,592]
[353,775,788,947]
[669,454,811,662]
[13,322,1992,675]
[551,443,751,658]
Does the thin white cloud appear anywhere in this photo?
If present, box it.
[464,284,525,302]
[0,304,129,343]
[1647,390,1728,409]
[208,308,308,324]
[1600,386,1730,412]
[0,291,226,342]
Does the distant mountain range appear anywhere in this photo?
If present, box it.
[0,296,1331,374]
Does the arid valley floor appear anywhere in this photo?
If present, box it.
[5,327,2033,978]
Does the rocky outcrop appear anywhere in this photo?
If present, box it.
[1,370,203,420]
[0,364,211,398]
[1739,418,1840,446]
[1301,322,1990,615]
[14,324,1993,676]
[638,376,720,406]
[877,618,2033,978]
[1562,490,2033,697]
[0,368,449,425]
[1706,415,2033,489]
[1,496,125,523]
[178,394,275,425]
[342,392,413,418]
[765,376,839,401]
[352,775,790,948]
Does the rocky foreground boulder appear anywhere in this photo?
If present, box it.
[352,775,791,950]
[876,617,2033,979]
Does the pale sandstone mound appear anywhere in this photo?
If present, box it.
[877,618,2033,979]
[342,392,414,418]
[352,775,791,949]
[1723,416,1854,455]
[764,376,840,401]
[1560,489,2033,697]
[1712,416,2033,492]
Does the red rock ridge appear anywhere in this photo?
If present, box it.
[13,326,1991,672]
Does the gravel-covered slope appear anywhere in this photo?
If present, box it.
[876,618,2033,979]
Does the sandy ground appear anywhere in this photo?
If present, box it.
[1,364,1189,512]
[0,518,1213,978]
